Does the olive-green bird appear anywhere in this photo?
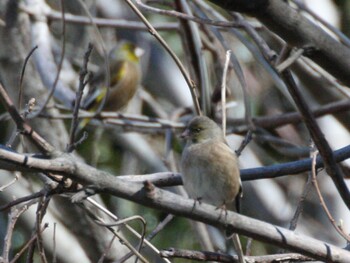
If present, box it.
[181,115,245,263]
[181,116,242,209]
[82,41,143,116]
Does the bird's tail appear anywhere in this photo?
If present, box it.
[78,86,108,131]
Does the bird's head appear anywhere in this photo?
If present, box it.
[181,116,224,144]
[110,41,144,63]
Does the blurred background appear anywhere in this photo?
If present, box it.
[1,0,350,262]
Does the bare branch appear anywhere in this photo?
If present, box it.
[160,248,314,263]
[311,149,350,241]
[208,0,350,86]
[279,70,350,210]
[0,148,349,261]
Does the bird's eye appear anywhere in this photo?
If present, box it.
[193,128,202,133]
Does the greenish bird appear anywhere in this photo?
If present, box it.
[181,115,242,210]
[180,115,245,263]
[82,41,143,120]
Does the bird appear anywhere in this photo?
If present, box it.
[81,41,143,122]
[180,115,245,263]
[180,115,242,210]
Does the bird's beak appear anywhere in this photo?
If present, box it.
[180,129,189,139]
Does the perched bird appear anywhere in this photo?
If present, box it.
[180,115,245,263]
[82,41,144,114]
[180,115,242,210]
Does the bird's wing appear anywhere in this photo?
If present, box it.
[81,86,107,110]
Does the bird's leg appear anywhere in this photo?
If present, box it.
[215,202,228,221]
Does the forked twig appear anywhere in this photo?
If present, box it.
[9,224,49,263]
[77,201,149,263]
[311,149,350,242]
[67,43,93,152]
[85,197,171,263]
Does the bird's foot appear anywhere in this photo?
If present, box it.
[215,203,228,221]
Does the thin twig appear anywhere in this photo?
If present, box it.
[116,214,175,263]
[0,83,55,153]
[301,57,350,98]
[97,236,117,263]
[85,198,171,263]
[221,50,231,136]
[67,43,93,152]
[2,205,30,261]
[130,0,201,115]
[254,132,309,158]
[276,48,305,72]
[77,202,149,263]
[193,0,288,107]
[94,215,147,263]
[177,0,211,115]
[41,110,184,127]
[75,0,110,116]
[29,0,67,119]
[38,93,350,136]
[35,196,51,263]
[9,223,49,263]
[311,148,350,242]
[227,99,350,134]
[18,46,38,111]
[0,189,45,211]
[192,2,254,128]
[136,0,247,28]
[147,214,174,241]
[280,69,350,210]
[0,172,20,192]
[275,44,291,66]
[245,238,253,257]
[20,5,178,30]
[235,130,253,157]
[53,223,57,263]
[231,12,277,62]
[289,172,313,231]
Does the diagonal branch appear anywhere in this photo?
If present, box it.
[208,0,350,87]
[280,70,350,210]
[0,83,55,154]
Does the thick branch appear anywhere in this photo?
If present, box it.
[0,149,350,262]
[1,143,350,186]
[160,248,313,263]
[121,144,350,184]
[209,0,350,87]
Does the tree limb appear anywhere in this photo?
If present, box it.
[0,149,350,262]
[208,0,350,87]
